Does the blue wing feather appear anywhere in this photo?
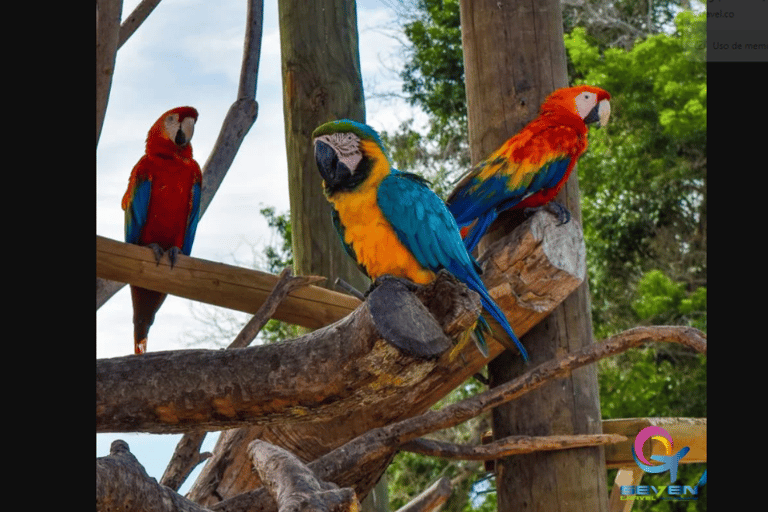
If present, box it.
[125,179,151,244]
[378,170,528,361]
[182,182,201,256]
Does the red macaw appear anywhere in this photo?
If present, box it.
[121,106,202,354]
[447,86,611,252]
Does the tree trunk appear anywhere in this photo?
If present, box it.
[458,0,608,510]
[279,0,369,294]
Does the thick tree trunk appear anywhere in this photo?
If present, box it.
[459,0,608,510]
[279,0,369,294]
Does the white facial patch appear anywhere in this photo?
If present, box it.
[574,92,597,120]
[164,114,180,140]
[315,132,363,173]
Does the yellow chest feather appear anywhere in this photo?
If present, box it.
[328,153,435,285]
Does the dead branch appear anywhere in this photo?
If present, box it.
[394,477,452,512]
[96,0,122,146]
[160,431,211,492]
[97,440,212,512]
[249,440,359,512]
[230,267,325,349]
[118,0,162,48]
[401,433,627,460]
[211,326,705,512]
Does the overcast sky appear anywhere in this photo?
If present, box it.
[96,0,423,493]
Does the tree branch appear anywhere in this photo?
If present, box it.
[97,440,212,512]
[394,477,452,512]
[249,440,359,512]
[212,326,705,511]
[160,431,212,492]
[401,433,627,461]
[229,266,325,349]
[96,0,122,146]
[117,0,162,49]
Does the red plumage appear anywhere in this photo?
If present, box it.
[121,106,203,354]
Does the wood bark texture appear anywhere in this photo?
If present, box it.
[177,210,587,506]
[279,0,370,293]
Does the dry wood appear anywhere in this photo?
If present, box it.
[96,0,264,310]
[401,433,627,461]
[394,477,451,512]
[209,326,705,512]
[160,431,211,492]
[249,440,359,512]
[96,234,360,330]
[96,0,122,146]
[117,0,162,48]
[229,267,326,348]
[164,210,588,506]
[97,439,212,512]
[96,271,481,433]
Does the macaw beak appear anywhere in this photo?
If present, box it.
[585,99,611,127]
[174,129,188,146]
[315,140,352,194]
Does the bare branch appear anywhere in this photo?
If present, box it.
[97,440,212,512]
[229,267,326,349]
[401,433,627,461]
[118,0,162,49]
[96,0,122,146]
[394,477,452,512]
[249,440,359,512]
[160,431,212,492]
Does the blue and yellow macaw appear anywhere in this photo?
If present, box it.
[312,119,528,361]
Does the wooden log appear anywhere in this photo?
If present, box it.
[96,234,361,330]
[186,210,586,506]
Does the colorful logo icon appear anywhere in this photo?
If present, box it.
[631,426,690,483]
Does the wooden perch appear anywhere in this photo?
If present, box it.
[249,440,359,512]
[96,234,360,330]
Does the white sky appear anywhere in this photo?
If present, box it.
[96,0,425,494]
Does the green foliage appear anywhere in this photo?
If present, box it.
[565,11,707,338]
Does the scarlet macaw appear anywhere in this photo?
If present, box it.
[313,119,528,361]
[121,106,202,354]
[447,86,611,252]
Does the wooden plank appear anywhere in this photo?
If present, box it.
[603,417,707,469]
[96,234,361,330]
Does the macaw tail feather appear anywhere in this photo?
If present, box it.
[130,285,168,355]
